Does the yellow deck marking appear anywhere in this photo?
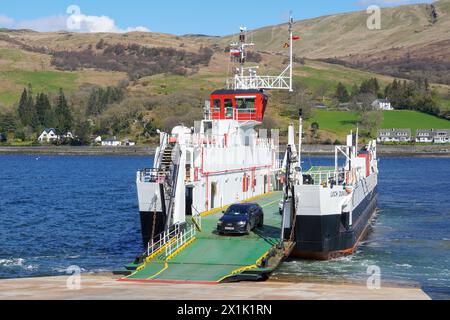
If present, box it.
[146,237,197,280]
[217,250,272,283]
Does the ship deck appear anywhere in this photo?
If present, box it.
[122,192,284,284]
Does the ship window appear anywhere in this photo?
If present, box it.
[213,99,221,112]
[224,99,233,118]
[236,98,256,113]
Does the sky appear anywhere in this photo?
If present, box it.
[0,0,434,35]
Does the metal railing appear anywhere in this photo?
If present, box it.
[165,224,196,258]
[139,168,168,183]
[304,169,345,187]
[145,223,182,258]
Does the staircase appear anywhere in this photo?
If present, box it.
[157,143,181,230]
[160,143,175,172]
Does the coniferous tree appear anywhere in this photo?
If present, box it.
[26,84,39,129]
[54,89,73,134]
[35,93,53,127]
[351,84,360,98]
[335,82,350,103]
[17,88,29,126]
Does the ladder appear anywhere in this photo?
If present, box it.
[158,143,181,230]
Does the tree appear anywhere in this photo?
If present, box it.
[359,110,383,138]
[351,83,360,98]
[72,120,92,146]
[335,82,350,103]
[311,122,320,140]
[360,78,380,97]
[17,88,29,126]
[0,112,16,133]
[35,93,53,127]
[17,85,38,129]
[54,89,73,134]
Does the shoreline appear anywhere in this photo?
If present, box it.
[0,145,449,157]
[0,273,430,300]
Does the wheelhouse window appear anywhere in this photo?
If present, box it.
[213,99,221,112]
[236,97,256,113]
[224,99,233,118]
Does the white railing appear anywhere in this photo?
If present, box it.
[305,170,343,187]
[139,168,168,183]
[228,65,292,91]
[146,223,182,257]
[164,224,196,258]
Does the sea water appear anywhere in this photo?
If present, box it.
[0,155,448,299]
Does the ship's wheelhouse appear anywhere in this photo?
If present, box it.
[210,89,268,122]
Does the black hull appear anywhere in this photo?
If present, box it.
[293,188,378,260]
[139,211,166,248]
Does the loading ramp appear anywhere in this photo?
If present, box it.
[121,192,288,284]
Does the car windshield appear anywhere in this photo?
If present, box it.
[225,206,249,216]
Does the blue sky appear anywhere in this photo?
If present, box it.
[0,0,432,35]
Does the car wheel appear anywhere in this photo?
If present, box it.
[258,218,264,228]
[246,224,251,235]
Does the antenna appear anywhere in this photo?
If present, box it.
[228,13,297,91]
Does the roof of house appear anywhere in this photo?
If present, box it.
[103,137,119,142]
[374,99,390,103]
[416,129,450,135]
[42,128,56,134]
[378,128,411,137]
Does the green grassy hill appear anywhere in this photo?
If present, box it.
[309,109,450,139]
[381,110,450,132]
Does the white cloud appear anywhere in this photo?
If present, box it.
[0,14,14,26]
[0,12,149,33]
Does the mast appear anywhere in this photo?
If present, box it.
[289,12,294,92]
[229,14,296,91]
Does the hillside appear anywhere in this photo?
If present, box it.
[217,0,450,84]
[0,1,449,145]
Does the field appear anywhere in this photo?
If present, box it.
[381,111,450,132]
[310,109,450,138]
[309,110,360,136]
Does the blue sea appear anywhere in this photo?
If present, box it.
[0,155,449,299]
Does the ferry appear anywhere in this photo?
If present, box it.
[126,16,379,284]
[281,118,379,260]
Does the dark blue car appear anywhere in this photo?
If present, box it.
[217,203,264,235]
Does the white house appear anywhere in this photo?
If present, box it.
[416,129,434,143]
[377,128,412,143]
[94,136,102,143]
[372,99,394,111]
[38,128,58,143]
[102,137,121,147]
[433,129,450,144]
[416,129,450,144]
